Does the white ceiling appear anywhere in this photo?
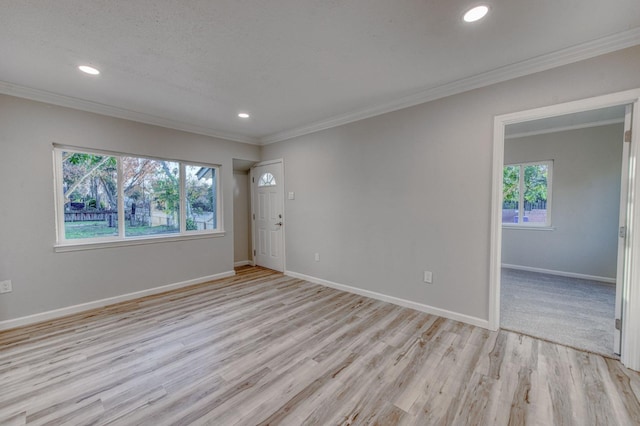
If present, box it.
[1,1,640,145]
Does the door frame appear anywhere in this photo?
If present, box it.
[614,105,633,354]
[489,89,640,370]
[250,158,286,272]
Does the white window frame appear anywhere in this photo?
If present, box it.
[502,160,553,228]
[53,145,223,251]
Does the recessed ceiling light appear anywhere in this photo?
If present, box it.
[238,113,250,118]
[78,65,100,75]
[463,5,489,23]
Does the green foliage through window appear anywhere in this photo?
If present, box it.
[57,148,220,242]
[502,161,552,226]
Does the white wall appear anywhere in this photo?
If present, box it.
[261,46,640,323]
[502,124,624,279]
[0,95,260,322]
[233,171,252,263]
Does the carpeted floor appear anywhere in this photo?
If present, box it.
[500,268,616,357]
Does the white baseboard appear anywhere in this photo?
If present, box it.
[501,264,616,284]
[0,270,236,332]
[234,260,254,267]
[284,270,489,329]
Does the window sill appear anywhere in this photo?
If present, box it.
[502,225,555,231]
[54,231,225,253]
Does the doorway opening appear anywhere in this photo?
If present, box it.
[489,89,640,371]
[232,159,256,268]
[500,105,627,356]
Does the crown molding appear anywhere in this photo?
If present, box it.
[260,27,640,145]
[0,81,259,145]
[2,28,639,147]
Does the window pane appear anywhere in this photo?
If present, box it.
[258,172,276,187]
[502,165,520,224]
[186,165,217,231]
[62,152,118,240]
[523,164,548,224]
[123,157,180,237]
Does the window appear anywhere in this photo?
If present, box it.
[502,161,552,227]
[123,157,180,236]
[60,152,119,239]
[185,165,217,231]
[54,146,221,246]
[258,172,276,187]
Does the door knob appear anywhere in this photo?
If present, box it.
[275,222,283,226]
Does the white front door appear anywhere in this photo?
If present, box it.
[252,161,284,272]
[614,104,633,355]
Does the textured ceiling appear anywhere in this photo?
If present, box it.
[1,1,639,144]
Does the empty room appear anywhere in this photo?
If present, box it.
[500,109,627,357]
[1,2,640,425]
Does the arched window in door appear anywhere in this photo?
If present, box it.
[258,172,276,187]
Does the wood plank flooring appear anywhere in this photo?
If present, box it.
[1,266,639,425]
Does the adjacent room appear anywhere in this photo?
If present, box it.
[500,107,627,357]
[1,1,640,424]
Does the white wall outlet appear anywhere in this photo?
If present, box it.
[0,280,12,294]
[423,271,433,284]
[315,253,320,262]
[288,192,295,200]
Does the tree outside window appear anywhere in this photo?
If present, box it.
[57,148,220,243]
[503,161,552,226]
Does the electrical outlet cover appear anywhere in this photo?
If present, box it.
[0,280,12,293]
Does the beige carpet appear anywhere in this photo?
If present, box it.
[500,268,616,357]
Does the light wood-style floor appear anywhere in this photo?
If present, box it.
[1,267,639,425]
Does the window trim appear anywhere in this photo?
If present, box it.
[502,160,553,228]
[53,144,224,250]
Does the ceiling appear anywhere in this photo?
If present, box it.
[1,1,639,145]
[232,159,255,172]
